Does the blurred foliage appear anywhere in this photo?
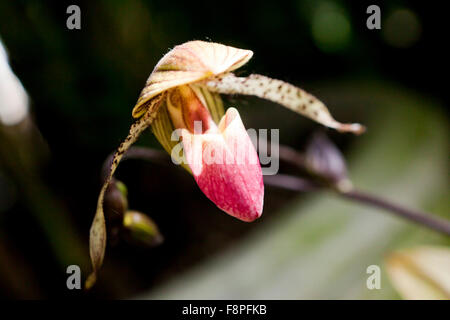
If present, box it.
[0,0,448,298]
[386,246,450,299]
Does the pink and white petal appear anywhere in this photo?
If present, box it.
[181,108,264,222]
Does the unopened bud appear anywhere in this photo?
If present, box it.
[122,210,163,247]
[305,132,352,191]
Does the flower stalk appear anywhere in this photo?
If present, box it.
[107,146,450,237]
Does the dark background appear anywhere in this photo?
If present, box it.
[0,0,448,299]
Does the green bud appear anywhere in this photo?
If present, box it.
[122,210,163,247]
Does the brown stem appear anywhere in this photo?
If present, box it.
[278,144,308,169]
[263,174,320,192]
[101,147,170,182]
[341,189,450,235]
[275,145,450,236]
[265,175,450,236]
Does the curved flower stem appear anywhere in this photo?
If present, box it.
[274,145,450,237]
[101,146,170,183]
[101,146,450,236]
[263,174,320,192]
[264,174,450,236]
[341,189,450,235]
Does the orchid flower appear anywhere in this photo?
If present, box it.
[87,40,364,287]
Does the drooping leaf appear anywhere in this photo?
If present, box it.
[206,73,365,134]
